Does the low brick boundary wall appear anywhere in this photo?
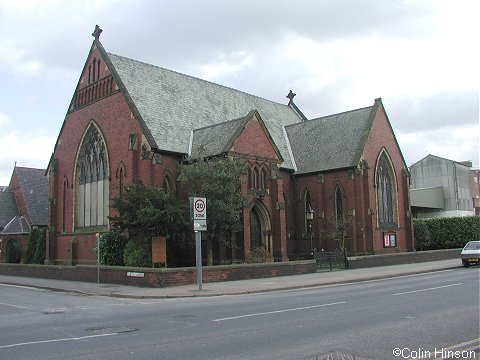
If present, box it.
[0,260,317,288]
[347,248,461,269]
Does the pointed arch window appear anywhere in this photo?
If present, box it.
[253,167,259,189]
[76,124,109,228]
[247,167,253,189]
[304,190,312,233]
[163,175,171,194]
[62,179,68,233]
[261,168,268,189]
[334,185,343,227]
[376,151,397,227]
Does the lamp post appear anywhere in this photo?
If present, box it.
[306,205,314,256]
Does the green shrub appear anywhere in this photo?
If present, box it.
[24,228,46,264]
[98,231,127,266]
[123,236,152,268]
[414,216,480,250]
[24,234,37,264]
[34,228,46,264]
[414,219,432,250]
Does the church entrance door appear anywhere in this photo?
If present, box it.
[249,203,273,261]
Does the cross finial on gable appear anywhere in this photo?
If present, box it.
[286,90,296,103]
[92,25,103,40]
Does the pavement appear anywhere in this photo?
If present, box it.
[0,259,466,299]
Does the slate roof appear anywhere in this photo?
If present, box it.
[285,106,375,174]
[191,115,250,158]
[0,192,19,228]
[106,52,303,169]
[14,167,48,226]
[1,215,31,235]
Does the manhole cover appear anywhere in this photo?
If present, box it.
[86,326,138,335]
[306,351,372,360]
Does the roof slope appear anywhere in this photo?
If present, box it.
[0,192,19,228]
[14,167,48,226]
[107,52,302,169]
[191,115,249,158]
[1,215,31,235]
[285,106,374,174]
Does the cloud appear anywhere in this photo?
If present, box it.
[0,112,10,126]
[199,51,254,82]
[0,131,56,185]
[397,124,480,166]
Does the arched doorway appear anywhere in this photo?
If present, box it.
[249,202,273,261]
[250,210,262,250]
[6,239,22,263]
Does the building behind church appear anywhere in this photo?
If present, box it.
[43,26,413,266]
[0,167,48,263]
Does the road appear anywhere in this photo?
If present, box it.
[0,268,478,360]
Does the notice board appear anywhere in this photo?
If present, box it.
[152,236,167,266]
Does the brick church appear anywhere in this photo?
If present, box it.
[46,26,413,265]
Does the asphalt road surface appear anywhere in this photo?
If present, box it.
[0,267,478,360]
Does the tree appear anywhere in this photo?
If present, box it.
[324,210,354,251]
[180,155,245,265]
[24,228,46,264]
[110,180,189,267]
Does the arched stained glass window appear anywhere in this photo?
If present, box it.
[376,152,397,227]
[305,190,312,233]
[76,124,109,228]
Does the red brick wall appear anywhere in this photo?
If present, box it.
[290,101,413,256]
[294,170,359,254]
[0,260,317,287]
[233,115,280,160]
[50,46,185,264]
[362,101,413,253]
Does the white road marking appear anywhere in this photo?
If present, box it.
[212,301,346,322]
[0,333,118,349]
[392,283,463,296]
[0,302,31,309]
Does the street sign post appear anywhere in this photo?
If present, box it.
[191,197,207,290]
[192,197,207,231]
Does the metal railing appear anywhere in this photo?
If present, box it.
[314,248,349,270]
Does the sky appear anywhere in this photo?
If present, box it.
[0,0,478,185]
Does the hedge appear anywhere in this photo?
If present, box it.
[414,216,480,250]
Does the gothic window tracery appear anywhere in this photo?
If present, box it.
[305,190,312,233]
[376,151,397,227]
[76,124,109,227]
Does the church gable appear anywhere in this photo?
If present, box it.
[362,98,408,172]
[190,110,282,162]
[231,111,282,161]
[69,31,118,112]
